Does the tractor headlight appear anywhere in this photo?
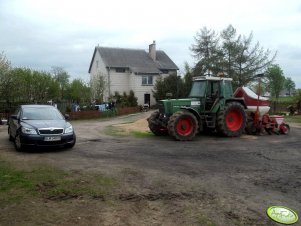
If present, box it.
[21,127,37,135]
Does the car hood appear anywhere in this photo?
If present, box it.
[21,120,67,129]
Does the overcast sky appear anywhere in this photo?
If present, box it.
[1,0,301,87]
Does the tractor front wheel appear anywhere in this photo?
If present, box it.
[148,111,168,136]
[217,102,246,137]
[168,111,198,141]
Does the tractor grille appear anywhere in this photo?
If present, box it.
[39,128,64,135]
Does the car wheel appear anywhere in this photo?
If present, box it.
[8,127,14,142]
[14,133,23,151]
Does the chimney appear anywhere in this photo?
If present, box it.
[149,40,156,61]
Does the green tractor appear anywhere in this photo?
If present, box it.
[148,76,247,141]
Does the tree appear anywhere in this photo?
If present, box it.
[294,89,301,112]
[0,52,13,102]
[91,72,106,103]
[191,25,276,89]
[111,90,137,107]
[182,62,194,97]
[9,68,60,103]
[67,79,91,104]
[153,74,184,101]
[127,90,138,107]
[284,77,295,96]
[221,25,276,88]
[191,27,221,76]
[266,64,285,99]
[52,66,70,99]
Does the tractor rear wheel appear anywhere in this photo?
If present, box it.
[168,111,198,141]
[148,111,168,136]
[217,102,246,137]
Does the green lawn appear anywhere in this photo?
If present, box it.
[0,158,117,207]
[285,115,301,123]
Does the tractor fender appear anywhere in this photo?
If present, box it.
[180,107,201,121]
[225,98,247,109]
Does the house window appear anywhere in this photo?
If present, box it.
[142,75,153,85]
[116,68,126,73]
[96,60,99,68]
[161,69,169,74]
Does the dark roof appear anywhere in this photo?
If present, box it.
[88,47,179,74]
[155,51,179,70]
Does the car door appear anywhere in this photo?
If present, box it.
[9,107,21,138]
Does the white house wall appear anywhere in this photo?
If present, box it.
[90,51,107,78]
[89,49,177,105]
[90,51,109,101]
[130,74,169,106]
[109,70,130,97]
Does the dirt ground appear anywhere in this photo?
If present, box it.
[0,111,300,226]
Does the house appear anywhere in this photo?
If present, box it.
[88,41,179,106]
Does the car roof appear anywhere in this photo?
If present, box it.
[21,104,55,108]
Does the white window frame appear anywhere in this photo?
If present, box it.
[142,75,153,85]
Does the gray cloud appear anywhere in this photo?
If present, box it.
[1,0,301,88]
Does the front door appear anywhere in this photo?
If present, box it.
[144,94,150,106]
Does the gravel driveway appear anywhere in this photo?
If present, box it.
[0,111,300,226]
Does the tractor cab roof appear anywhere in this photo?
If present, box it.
[193,76,233,81]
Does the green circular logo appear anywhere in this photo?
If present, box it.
[267,206,299,225]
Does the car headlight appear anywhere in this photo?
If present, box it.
[21,127,37,135]
[65,125,73,134]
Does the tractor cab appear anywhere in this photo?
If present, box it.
[189,76,234,112]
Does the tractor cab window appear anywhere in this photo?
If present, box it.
[205,81,220,110]
[189,80,206,97]
[206,81,220,98]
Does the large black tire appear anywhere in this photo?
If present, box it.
[217,102,246,137]
[148,111,168,136]
[167,111,198,141]
[14,133,24,151]
[8,127,14,142]
[245,121,258,135]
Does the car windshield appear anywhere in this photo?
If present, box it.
[189,81,206,97]
[22,107,64,120]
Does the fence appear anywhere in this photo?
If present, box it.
[67,106,140,120]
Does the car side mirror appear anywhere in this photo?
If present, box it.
[10,115,19,120]
[64,114,70,121]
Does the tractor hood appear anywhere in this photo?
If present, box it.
[159,98,201,115]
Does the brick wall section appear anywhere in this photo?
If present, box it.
[68,107,140,120]
[117,106,140,115]
[68,110,102,120]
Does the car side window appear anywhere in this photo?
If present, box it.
[16,108,21,119]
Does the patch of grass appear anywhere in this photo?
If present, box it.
[0,161,34,205]
[0,159,117,206]
[104,125,128,137]
[271,96,295,103]
[105,125,154,138]
[285,115,301,123]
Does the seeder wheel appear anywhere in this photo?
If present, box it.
[280,123,290,135]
